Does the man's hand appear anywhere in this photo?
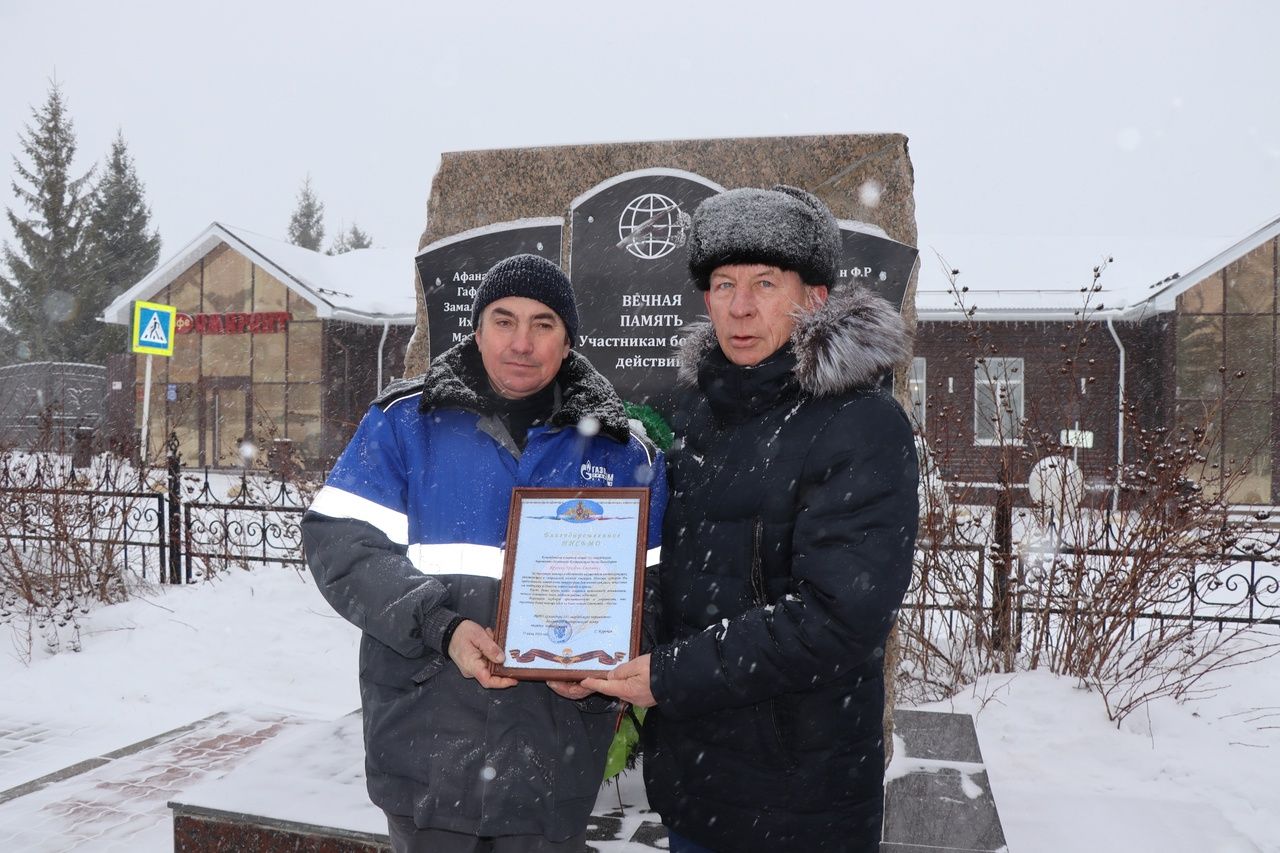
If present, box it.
[447,621,517,689]
[580,654,655,707]
[546,680,595,701]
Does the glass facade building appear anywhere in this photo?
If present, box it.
[1176,237,1277,504]
[104,225,415,472]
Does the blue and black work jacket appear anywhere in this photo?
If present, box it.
[302,336,665,841]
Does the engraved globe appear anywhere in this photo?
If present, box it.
[618,193,689,260]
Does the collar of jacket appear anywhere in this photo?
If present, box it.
[676,285,911,397]
[697,344,801,424]
[416,335,632,444]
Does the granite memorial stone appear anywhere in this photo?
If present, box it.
[416,218,562,358]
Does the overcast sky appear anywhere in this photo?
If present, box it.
[2,0,1278,284]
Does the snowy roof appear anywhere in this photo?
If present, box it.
[1139,213,1280,314]
[915,231,1234,321]
[100,222,418,326]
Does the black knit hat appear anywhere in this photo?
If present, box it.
[470,254,579,342]
[687,185,842,290]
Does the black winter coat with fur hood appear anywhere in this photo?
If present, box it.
[642,287,919,853]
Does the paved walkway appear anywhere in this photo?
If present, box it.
[0,712,665,852]
[0,712,300,852]
[0,709,1006,851]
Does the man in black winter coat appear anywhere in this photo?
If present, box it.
[583,186,919,852]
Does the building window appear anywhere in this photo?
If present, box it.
[1171,240,1279,504]
[974,357,1024,445]
[909,357,926,432]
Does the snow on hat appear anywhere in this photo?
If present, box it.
[471,254,579,343]
[687,185,842,290]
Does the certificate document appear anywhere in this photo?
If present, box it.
[493,487,649,681]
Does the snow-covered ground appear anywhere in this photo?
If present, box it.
[914,656,1280,853]
[1,565,1278,851]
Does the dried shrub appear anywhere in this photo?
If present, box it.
[0,419,155,660]
[899,262,1279,722]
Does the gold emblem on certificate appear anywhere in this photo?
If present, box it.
[492,488,649,681]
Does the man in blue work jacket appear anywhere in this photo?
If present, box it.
[303,253,666,853]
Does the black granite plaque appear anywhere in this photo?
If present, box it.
[838,222,919,310]
[893,709,984,764]
[883,769,1008,851]
[416,219,563,359]
[882,710,1008,852]
[568,169,723,404]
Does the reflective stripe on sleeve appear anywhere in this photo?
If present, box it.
[409,543,505,580]
[646,547,661,567]
[309,486,408,545]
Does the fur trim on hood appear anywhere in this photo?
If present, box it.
[676,287,910,397]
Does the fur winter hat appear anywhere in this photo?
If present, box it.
[471,254,579,342]
[687,185,842,290]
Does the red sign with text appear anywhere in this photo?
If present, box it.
[175,312,290,335]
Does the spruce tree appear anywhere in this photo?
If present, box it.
[327,221,373,255]
[0,82,95,365]
[82,131,161,364]
[345,222,372,251]
[287,175,325,251]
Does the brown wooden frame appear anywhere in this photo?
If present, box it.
[492,487,649,682]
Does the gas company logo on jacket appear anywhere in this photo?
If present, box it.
[579,461,614,486]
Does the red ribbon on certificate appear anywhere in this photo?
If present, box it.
[509,649,627,666]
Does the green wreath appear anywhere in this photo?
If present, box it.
[622,401,674,451]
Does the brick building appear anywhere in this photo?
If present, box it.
[915,215,1280,507]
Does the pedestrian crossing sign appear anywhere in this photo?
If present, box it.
[131,301,177,357]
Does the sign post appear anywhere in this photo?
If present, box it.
[131,301,177,466]
[1059,424,1094,465]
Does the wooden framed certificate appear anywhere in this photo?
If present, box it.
[492,487,649,682]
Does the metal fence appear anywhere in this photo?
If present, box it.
[905,542,1280,633]
[0,483,169,582]
[0,435,313,589]
[3,440,1278,634]
[0,454,168,586]
[181,470,309,580]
